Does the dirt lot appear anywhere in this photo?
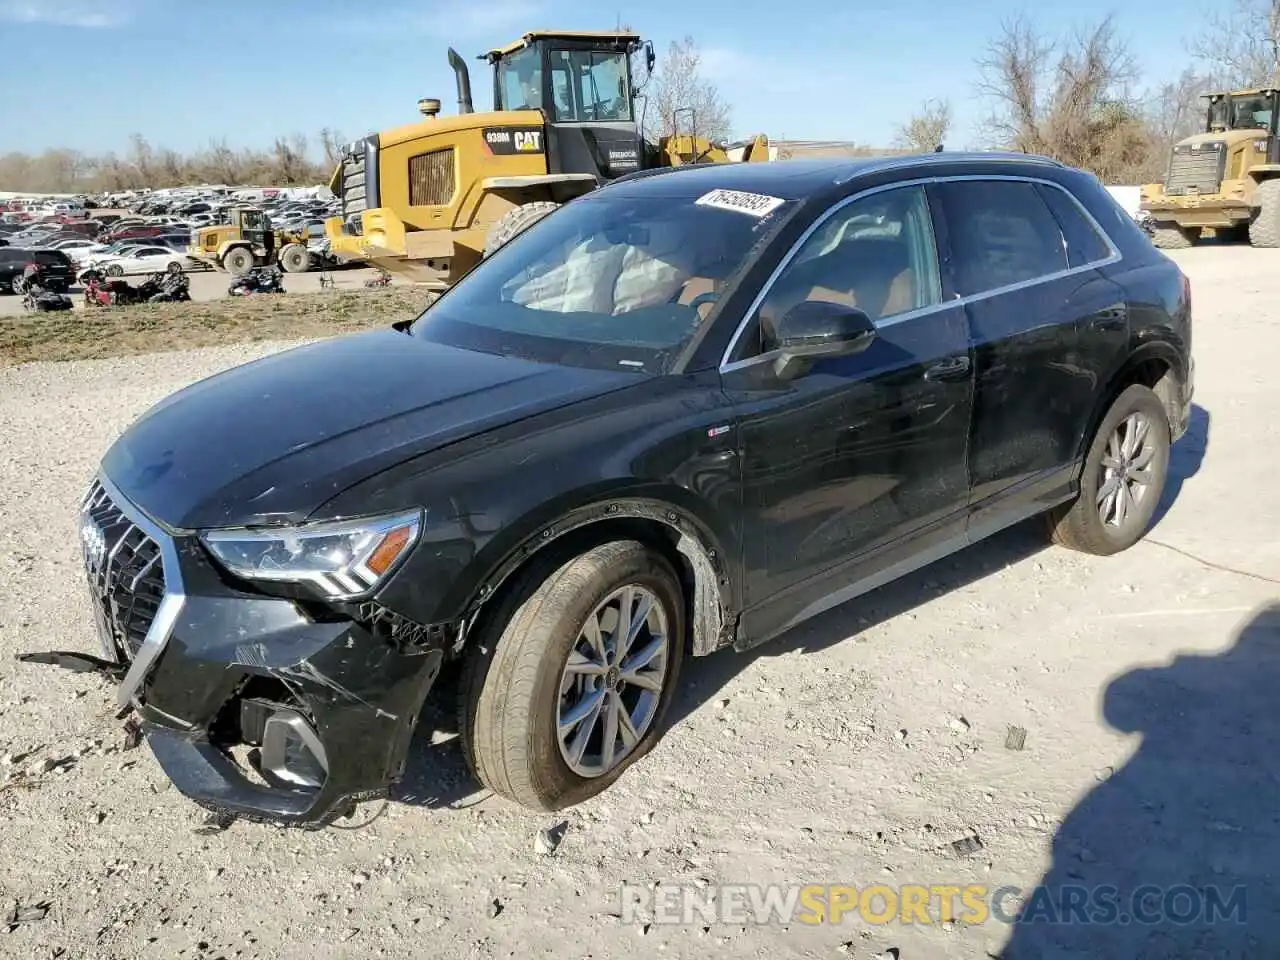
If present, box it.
[0,246,1275,959]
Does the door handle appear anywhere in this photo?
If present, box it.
[923,355,971,382]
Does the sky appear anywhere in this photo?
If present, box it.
[0,0,1207,159]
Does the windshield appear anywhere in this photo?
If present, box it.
[497,44,542,110]
[548,49,632,122]
[410,189,797,373]
[1231,94,1274,130]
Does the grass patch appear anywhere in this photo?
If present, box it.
[0,286,439,366]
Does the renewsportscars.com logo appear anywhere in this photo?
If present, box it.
[619,882,1248,927]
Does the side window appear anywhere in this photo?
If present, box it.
[1035,183,1112,267]
[936,180,1068,296]
[750,185,942,354]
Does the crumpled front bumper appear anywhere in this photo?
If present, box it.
[137,605,444,827]
[71,474,447,828]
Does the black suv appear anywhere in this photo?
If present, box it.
[47,153,1192,827]
[0,248,74,293]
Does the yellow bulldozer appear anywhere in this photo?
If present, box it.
[188,207,314,275]
[324,30,772,287]
[1140,81,1280,248]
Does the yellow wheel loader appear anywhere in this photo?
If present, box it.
[188,208,314,276]
[323,30,772,288]
[1140,83,1280,248]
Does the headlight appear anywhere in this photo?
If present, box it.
[201,510,422,598]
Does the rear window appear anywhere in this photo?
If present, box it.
[1035,183,1112,267]
[34,251,70,265]
[935,179,1069,296]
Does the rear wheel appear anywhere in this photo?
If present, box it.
[1047,384,1171,556]
[223,247,255,275]
[484,201,561,257]
[105,264,124,277]
[278,243,310,273]
[458,540,685,810]
[1249,179,1280,248]
[1150,224,1198,249]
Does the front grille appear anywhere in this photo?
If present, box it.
[80,479,166,660]
[339,141,371,234]
[408,149,456,207]
[1165,143,1226,196]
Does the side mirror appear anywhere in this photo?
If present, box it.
[771,300,876,380]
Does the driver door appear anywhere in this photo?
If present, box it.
[721,183,976,643]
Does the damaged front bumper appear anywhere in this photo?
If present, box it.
[39,473,447,828]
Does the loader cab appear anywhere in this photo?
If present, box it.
[234,207,274,255]
[1204,90,1279,133]
[486,31,652,181]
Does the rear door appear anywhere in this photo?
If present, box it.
[931,177,1126,526]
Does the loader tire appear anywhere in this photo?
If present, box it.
[1249,179,1280,248]
[279,243,311,273]
[1150,225,1197,250]
[484,202,561,257]
[223,247,255,276]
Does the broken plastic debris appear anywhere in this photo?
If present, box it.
[1004,725,1028,751]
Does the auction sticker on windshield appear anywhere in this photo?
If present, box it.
[695,189,786,218]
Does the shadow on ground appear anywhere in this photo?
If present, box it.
[999,602,1280,959]
[393,402,1211,811]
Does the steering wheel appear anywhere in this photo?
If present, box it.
[686,291,720,312]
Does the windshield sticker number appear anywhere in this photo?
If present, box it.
[695,189,786,218]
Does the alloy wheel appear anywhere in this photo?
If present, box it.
[556,584,669,778]
[1097,411,1156,528]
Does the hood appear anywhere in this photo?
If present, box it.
[101,328,640,529]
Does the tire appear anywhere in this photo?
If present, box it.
[105,264,124,277]
[458,540,686,810]
[1150,225,1197,249]
[1249,179,1280,248]
[484,201,561,257]
[1047,384,1171,556]
[223,247,255,276]
[279,243,310,274]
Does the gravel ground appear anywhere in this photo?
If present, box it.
[0,246,1277,959]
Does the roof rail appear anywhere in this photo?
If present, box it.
[834,150,1067,183]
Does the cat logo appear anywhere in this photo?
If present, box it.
[514,130,542,152]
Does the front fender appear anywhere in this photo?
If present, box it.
[311,373,744,650]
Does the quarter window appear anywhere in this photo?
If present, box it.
[1035,183,1112,267]
[749,184,942,354]
[935,180,1068,296]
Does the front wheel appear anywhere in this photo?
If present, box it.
[458,540,685,810]
[1047,384,1171,555]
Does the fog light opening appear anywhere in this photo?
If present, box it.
[260,709,329,789]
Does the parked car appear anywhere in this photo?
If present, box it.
[77,245,199,278]
[52,153,1192,827]
[0,248,74,293]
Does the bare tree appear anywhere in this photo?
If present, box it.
[318,127,346,168]
[127,133,154,186]
[894,99,952,152]
[644,36,732,143]
[1189,0,1280,88]
[975,13,1151,181]
[270,133,311,184]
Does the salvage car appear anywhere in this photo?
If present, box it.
[37,153,1193,827]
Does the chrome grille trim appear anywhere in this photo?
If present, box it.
[81,472,188,708]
